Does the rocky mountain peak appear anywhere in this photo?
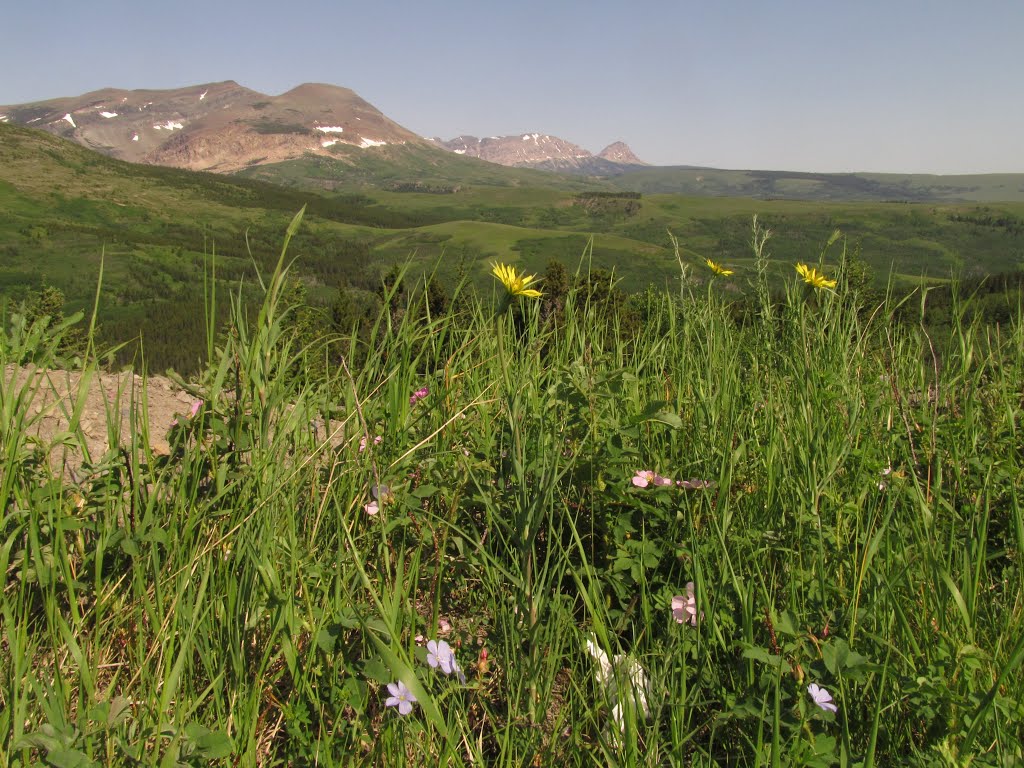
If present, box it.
[597,141,646,165]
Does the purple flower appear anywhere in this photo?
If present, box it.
[807,683,838,713]
[671,581,701,626]
[385,680,417,715]
[426,639,467,683]
[652,474,674,487]
[677,478,714,490]
[426,639,454,674]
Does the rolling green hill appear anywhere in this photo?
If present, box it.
[602,166,1024,203]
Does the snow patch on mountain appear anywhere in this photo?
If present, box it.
[62,113,76,128]
[100,111,118,118]
[316,126,344,133]
[359,137,387,148]
[153,120,184,130]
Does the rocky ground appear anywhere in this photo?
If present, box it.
[6,365,198,478]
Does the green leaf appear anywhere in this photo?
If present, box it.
[46,749,98,768]
[411,484,439,499]
[634,401,682,429]
[361,657,392,684]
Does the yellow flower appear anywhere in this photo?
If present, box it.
[795,263,837,290]
[491,262,542,298]
[705,258,734,277]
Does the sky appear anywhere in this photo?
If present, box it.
[2,0,1022,175]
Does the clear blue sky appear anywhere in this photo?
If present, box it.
[3,0,1022,174]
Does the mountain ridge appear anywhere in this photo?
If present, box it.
[430,133,647,174]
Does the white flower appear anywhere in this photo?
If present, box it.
[585,635,651,735]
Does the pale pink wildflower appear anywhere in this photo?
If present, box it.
[671,581,701,626]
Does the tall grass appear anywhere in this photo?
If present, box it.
[2,213,1022,767]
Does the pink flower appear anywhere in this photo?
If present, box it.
[359,435,382,452]
[410,386,429,406]
[671,581,701,626]
[188,400,203,418]
[632,470,655,488]
[364,501,379,516]
[633,470,674,488]
[677,478,714,490]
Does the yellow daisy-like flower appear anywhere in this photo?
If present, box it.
[795,263,837,290]
[491,262,542,298]
[705,258,734,277]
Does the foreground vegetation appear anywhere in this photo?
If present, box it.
[2,212,1023,766]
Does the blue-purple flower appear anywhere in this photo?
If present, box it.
[426,639,466,683]
[385,680,417,715]
[807,683,838,713]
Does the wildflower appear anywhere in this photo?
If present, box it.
[632,470,672,488]
[632,470,654,488]
[188,400,203,418]
[878,465,892,491]
[426,639,466,683]
[795,263,837,290]
[705,258,734,277]
[671,581,701,626]
[426,639,455,674]
[359,435,382,452]
[437,617,452,635]
[372,484,393,504]
[807,683,838,713]
[410,386,429,406]
[585,636,651,733]
[677,478,714,490]
[491,262,542,298]
[364,501,379,516]
[385,681,417,715]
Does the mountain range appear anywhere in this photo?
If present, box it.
[430,134,646,174]
[0,81,645,176]
[3,80,1024,203]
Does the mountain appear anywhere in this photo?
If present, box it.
[431,133,647,175]
[0,81,428,172]
[5,81,1024,203]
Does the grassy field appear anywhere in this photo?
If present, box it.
[2,210,1022,765]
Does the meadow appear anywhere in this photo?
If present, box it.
[2,210,1022,766]
[4,122,1024,375]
